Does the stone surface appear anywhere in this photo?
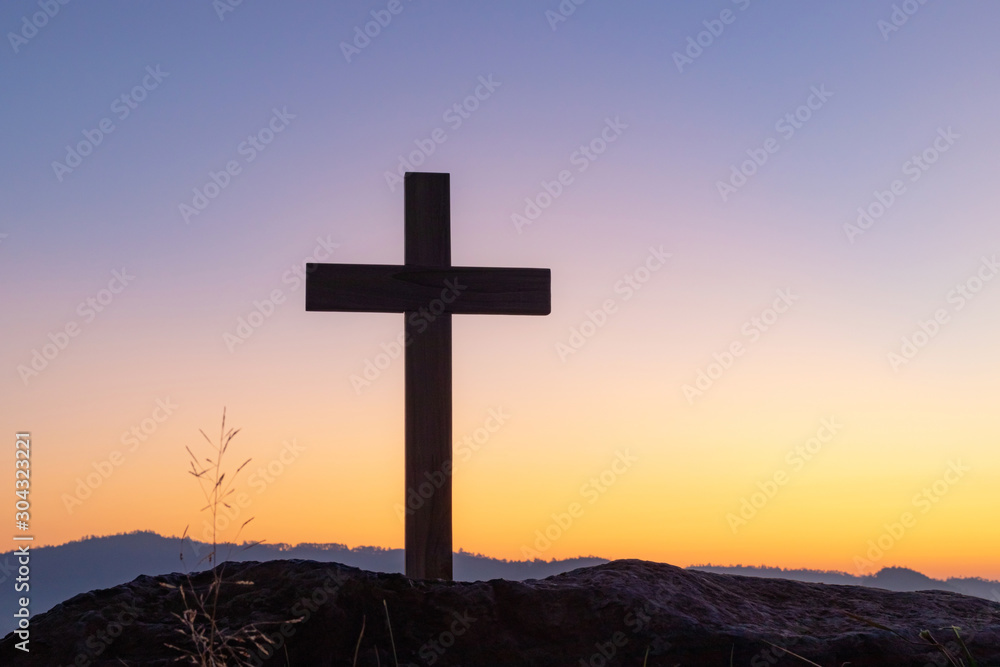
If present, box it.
[2,558,999,666]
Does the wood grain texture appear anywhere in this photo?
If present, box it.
[304,264,551,315]
[405,312,452,580]
[404,172,452,581]
[405,172,450,267]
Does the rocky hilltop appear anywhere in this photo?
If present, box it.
[2,558,999,666]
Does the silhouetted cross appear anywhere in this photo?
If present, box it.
[305,172,551,580]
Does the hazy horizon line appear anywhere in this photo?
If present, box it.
[12,529,999,584]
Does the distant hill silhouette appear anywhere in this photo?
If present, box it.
[3,532,998,636]
[690,564,1000,601]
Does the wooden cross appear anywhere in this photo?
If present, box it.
[305,172,551,580]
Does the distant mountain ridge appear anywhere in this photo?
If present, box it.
[2,531,998,636]
[690,563,1000,601]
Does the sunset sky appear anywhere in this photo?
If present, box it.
[3,1,1000,580]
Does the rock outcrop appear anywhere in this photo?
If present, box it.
[3,558,999,666]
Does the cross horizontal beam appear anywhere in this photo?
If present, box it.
[305,264,551,316]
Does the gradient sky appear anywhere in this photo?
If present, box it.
[3,1,1000,580]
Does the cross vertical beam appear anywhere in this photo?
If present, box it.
[404,173,452,580]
